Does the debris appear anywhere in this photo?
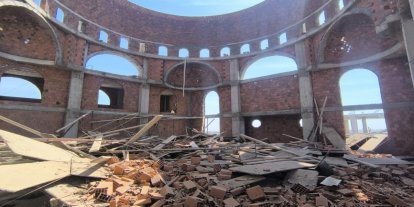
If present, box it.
[320,176,342,186]
[125,115,163,145]
[0,130,89,162]
[229,161,315,175]
[284,169,319,191]
[246,185,265,201]
[322,126,346,150]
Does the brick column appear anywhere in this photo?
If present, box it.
[230,59,244,136]
[295,41,315,140]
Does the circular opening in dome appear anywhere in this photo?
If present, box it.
[252,119,261,128]
[128,0,265,17]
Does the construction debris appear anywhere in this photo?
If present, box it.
[0,114,413,206]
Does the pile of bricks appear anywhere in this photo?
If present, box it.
[80,151,414,207]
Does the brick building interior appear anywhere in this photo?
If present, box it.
[0,0,414,157]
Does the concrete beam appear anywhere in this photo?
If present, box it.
[402,19,414,88]
[229,59,244,136]
[63,71,84,137]
[295,41,314,139]
[139,58,150,125]
[410,0,414,18]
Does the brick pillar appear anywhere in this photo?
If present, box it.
[295,41,315,140]
[139,58,150,124]
[402,19,414,88]
[230,59,244,136]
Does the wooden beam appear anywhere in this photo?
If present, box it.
[125,115,163,145]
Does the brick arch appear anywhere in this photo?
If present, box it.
[164,61,222,90]
[84,51,143,77]
[240,52,297,80]
[317,10,398,64]
[0,3,62,63]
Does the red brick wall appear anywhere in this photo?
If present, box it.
[0,7,56,60]
[55,0,327,47]
[323,13,398,63]
[244,115,303,142]
[240,76,300,112]
[378,57,414,155]
[0,110,65,136]
[0,59,70,107]
[82,74,140,112]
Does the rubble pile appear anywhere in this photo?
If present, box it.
[0,114,413,206]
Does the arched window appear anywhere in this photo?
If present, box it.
[99,30,108,43]
[242,55,297,80]
[260,39,269,50]
[0,77,42,102]
[279,33,287,44]
[204,91,220,134]
[120,37,129,49]
[338,0,345,10]
[318,11,326,25]
[34,0,42,6]
[220,47,230,57]
[240,44,250,54]
[56,8,65,23]
[85,53,140,76]
[98,90,110,106]
[158,46,168,56]
[339,69,387,135]
[179,48,189,58]
[98,84,124,109]
[200,49,210,58]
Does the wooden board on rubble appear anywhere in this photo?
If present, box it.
[322,127,346,150]
[0,130,89,162]
[0,161,107,192]
[229,161,315,175]
[216,175,266,190]
[357,157,413,165]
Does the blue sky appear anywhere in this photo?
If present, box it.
[128,0,265,16]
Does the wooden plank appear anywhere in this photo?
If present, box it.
[55,111,91,134]
[229,161,315,175]
[343,154,380,168]
[357,157,413,165]
[0,130,89,162]
[152,135,177,150]
[358,134,387,152]
[125,115,163,145]
[322,127,346,150]
[0,161,107,193]
[0,161,69,193]
[240,134,309,157]
[216,175,266,190]
[89,135,103,153]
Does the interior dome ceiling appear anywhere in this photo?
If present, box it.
[128,0,265,17]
